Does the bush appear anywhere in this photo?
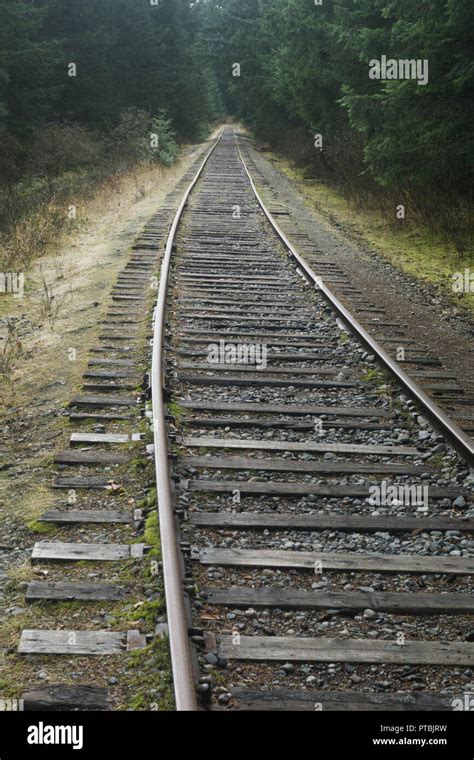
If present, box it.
[150,111,178,166]
[26,123,102,177]
[0,134,25,186]
[107,109,152,171]
[0,108,180,270]
[108,108,178,170]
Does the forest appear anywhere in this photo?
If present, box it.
[0,0,472,266]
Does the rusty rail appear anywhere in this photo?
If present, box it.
[150,129,224,711]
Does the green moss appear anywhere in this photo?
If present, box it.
[117,599,162,627]
[144,509,162,564]
[168,400,184,422]
[266,153,474,317]
[361,368,381,383]
[130,456,148,472]
[144,510,159,545]
[120,638,174,711]
[26,519,56,535]
[129,693,148,710]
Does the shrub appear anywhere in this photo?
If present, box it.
[107,108,154,171]
[150,110,178,166]
[26,123,102,177]
[107,108,178,170]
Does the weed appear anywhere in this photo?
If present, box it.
[168,400,184,422]
[38,266,73,329]
[0,319,22,376]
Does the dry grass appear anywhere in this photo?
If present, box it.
[0,318,22,376]
[0,203,70,272]
[38,265,73,329]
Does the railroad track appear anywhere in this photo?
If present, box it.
[237,136,474,440]
[15,127,473,712]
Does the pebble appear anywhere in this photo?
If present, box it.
[418,431,431,440]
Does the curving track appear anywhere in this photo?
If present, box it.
[155,128,474,711]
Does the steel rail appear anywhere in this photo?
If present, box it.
[235,133,474,467]
[151,128,224,711]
